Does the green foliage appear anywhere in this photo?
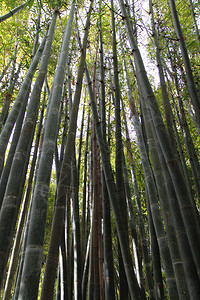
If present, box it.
[25,0,35,9]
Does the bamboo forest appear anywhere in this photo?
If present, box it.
[0,0,200,299]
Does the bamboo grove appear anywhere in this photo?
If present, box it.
[0,0,200,299]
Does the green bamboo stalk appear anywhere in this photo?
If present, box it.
[81,111,90,268]
[99,10,116,299]
[18,5,75,296]
[122,151,144,287]
[59,84,69,166]
[168,0,200,121]
[111,2,132,297]
[136,49,200,297]
[0,0,34,23]
[71,153,82,299]
[91,124,101,300]
[85,63,144,300]
[91,53,101,300]
[141,104,190,299]
[77,103,85,186]
[0,33,47,176]
[38,3,93,299]
[123,55,176,298]
[82,227,91,299]
[156,140,200,299]
[56,265,61,300]
[127,149,156,300]
[129,98,179,299]
[118,0,200,282]
[0,40,18,131]
[60,230,68,299]
[12,158,41,300]
[0,11,57,290]
[121,93,154,299]
[0,90,28,209]
[66,191,73,299]
[0,58,12,83]
[88,138,94,300]
[12,104,45,300]
[145,192,165,300]
[111,0,128,228]
[121,92,144,288]
[2,105,44,300]
[118,238,129,299]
